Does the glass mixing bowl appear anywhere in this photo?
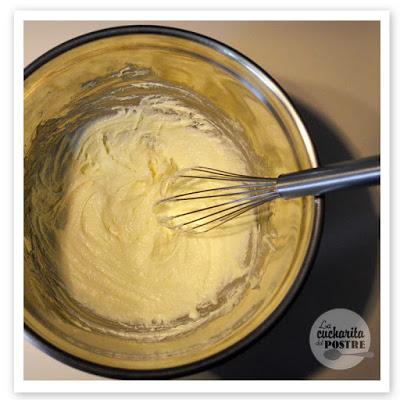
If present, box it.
[24,26,322,378]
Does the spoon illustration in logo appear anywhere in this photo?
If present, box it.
[323,348,374,361]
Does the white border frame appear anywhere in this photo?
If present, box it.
[14,10,390,393]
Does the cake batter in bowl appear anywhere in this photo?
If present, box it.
[24,26,322,378]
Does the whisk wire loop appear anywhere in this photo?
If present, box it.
[155,166,278,233]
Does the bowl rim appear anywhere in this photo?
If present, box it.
[24,24,324,380]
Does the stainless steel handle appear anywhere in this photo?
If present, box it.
[276,156,380,199]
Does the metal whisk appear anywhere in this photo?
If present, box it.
[154,156,380,233]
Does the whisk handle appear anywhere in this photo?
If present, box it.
[276,156,380,199]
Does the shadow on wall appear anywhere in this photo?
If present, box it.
[187,98,380,380]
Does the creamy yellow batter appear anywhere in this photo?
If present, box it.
[30,95,256,326]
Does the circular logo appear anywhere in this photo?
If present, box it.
[309,308,373,370]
